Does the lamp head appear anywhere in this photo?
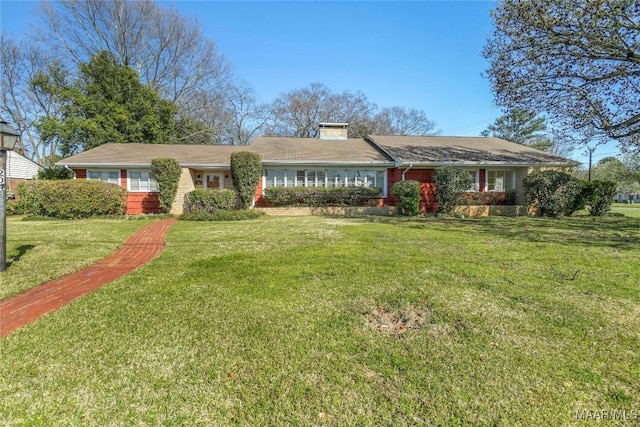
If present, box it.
[0,120,20,151]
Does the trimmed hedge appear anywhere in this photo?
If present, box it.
[391,180,421,216]
[230,151,262,209]
[263,187,382,207]
[14,180,45,215]
[180,210,265,221]
[37,180,127,218]
[184,189,236,213]
[150,158,182,213]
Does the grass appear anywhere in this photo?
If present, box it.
[1,215,639,425]
[611,202,640,218]
[1,217,154,300]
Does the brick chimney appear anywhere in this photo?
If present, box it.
[319,122,348,140]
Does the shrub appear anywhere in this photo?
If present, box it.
[230,152,262,209]
[180,209,265,221]
[263,187,382,207]
[37,180,127,218]
[15,180,45,215]
[522,170,583,217]
[150,158,182,213]
[391,180,421,216]
[184,189,236,213]
[37,166,73,180]
[6,200,19,216]
[433,166,473,215]
[582,180,617,216]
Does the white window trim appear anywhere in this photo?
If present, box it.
[87,169,120,186]
[485,169,515,192]
[127,170,158,193]
[261,168,387,197]
[464,169,480,192]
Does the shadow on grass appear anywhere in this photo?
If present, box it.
[7,244,36,267]
[350,215,640,250]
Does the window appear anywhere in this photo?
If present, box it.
[487,170,513,192]
[263,168,385,193]
[87,170,120,185]
[466,170,479,192]
[128,171,158,192]
[296,170,306,186]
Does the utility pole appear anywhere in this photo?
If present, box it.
[586,146,597,182]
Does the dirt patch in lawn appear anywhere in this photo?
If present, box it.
[365,304,434,336]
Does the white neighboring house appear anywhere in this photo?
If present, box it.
[6,151,41,195]
[614,192,640,203]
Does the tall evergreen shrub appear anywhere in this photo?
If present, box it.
[230,152,262,209]
[433,166,473,214]
[150,158,182,213]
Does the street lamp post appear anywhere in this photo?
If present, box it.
[1,120,20,272]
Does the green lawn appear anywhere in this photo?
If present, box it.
[1,215,639,426]
[611,202,640,218]
[1,217,154,300]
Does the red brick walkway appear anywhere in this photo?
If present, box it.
[0,219,176,338]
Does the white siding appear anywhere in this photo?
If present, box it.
[6,151,40,179]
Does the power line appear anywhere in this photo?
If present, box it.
[443,117,496,135]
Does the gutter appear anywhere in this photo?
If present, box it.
[63,165,76,179]
[401,164,413,181]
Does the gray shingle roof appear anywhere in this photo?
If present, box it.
[250,137,393,165]
[367,135,574,166]
[57,135,575,169]
[57,143,246,167]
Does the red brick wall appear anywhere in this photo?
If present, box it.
[385,168,438,213]
[120,169,127,189]
[6,178,28,193]
[126,193,161,214]
[72,168,161,215]
[255,177,266,206]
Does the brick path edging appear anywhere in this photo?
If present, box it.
[0,218,177,338]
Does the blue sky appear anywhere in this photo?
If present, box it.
[0,0,619,165]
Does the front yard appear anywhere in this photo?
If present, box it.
[1,215,639,425]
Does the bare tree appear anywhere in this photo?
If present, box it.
[36,0,232,107]
[0,34,62,166]
[372,106,440,136]
[220,80,270,145]
[265,83,376,138]
[35,0,246,147]
[265,83,439,139]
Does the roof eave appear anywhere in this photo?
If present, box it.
[56,161,232,168]
[261,160,393,167]
[394,161,577,167]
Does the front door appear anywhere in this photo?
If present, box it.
[204,173,224,190]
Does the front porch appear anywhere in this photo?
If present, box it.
[170,167,234,214]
